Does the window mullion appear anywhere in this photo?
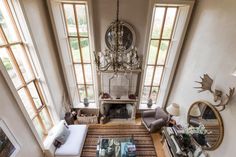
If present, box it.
[34,79,54,126]
[0,25,25,81]
[25,87,47,134]
[20,44,37,79]
[4,0,22,41]
[73,4,88,98]
[43,106,54,128]
[24,87,40,117]
[0,41,23,48]
[33,80,47,106]
[169,7,179,41]
[160,7,179,67]
[34,115,47,135]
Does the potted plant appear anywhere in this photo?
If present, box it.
[185,124,209,146]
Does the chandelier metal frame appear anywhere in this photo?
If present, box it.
[93,0,141,73]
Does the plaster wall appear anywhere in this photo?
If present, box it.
[167,0,236,156]
[92,0,149,55]
[0,72,43,157]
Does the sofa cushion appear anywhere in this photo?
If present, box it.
[55,125,88,156]
[155,107,168,122]
[44,120,68,157]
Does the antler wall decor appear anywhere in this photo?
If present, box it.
[195,74,235,111]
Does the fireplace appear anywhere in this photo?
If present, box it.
[104,104,133,119]
[100,99,137,122]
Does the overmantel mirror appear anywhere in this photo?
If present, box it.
[105,21,136,53]
[187,101,224,150]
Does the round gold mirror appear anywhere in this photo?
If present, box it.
[105,21,136,53]
[187,101,224,150]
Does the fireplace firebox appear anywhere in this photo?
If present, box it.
[100,98,137,123]
[105,104,131,119]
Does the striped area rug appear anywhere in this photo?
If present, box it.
[81,124,157,157]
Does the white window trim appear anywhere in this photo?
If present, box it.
[47,0,98,108]
[139,0,195,110]
[0,63,45,149]
[15,0,59,124]
[0,0,60,149]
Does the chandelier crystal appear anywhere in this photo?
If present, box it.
[93,0,141,73]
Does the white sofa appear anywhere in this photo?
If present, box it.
[44,120,88,157]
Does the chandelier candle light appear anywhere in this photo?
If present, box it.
[93,0,141,73]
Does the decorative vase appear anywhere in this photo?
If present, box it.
[84,97,89,107]
[147,99,153,108]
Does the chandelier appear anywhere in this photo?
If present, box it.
[93,0,141,73]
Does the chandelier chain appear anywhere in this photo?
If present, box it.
[116,0,119,22]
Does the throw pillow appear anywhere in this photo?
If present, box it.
[55,125,70,145]
[53,140,62,148]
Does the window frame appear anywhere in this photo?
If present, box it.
[139,0,195,109]
[0,0,58,147]
[61,2,95,103]
[47,0,98,108]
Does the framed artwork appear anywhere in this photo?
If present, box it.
[0,120,20,157]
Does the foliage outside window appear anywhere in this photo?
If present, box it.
[0,0,53,139]
[62,2,95,103]
[141,6,178,105]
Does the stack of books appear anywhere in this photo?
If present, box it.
[121,142,136,157]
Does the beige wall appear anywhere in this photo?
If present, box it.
[168,0,236,156]
[0,72,43,157]
[20,0,67,118]
[92,0,149,55]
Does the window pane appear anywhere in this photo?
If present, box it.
[18,88,36,119]
[63,4,77,36]
[147,40,159,65]
[0,48,22,88]
[162,7,177,39]
[11,45,34,82]
[0,0,20,43]
[150,87,159,103]
[144,66,154,86]
[76,4,88,36]
[80,38,90,63]
[27,82,43,109]
[141,86,150,103]
[157,41,169,65]
[74,64,84,84]
[39,108,53,131]
[78,85,86,101]
[153,66,164,86]
[32,117,44,139]
[69,38,81,63]
[84,64,93,84]
[87,85,94,101]
[151,7,165,39]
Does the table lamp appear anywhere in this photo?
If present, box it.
[166,103,180,117]
[189,105,201,117]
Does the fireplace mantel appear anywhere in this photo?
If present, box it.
[99,97,138,104]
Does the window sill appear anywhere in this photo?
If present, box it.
[139,103,159,110]
[73,102,98,109]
